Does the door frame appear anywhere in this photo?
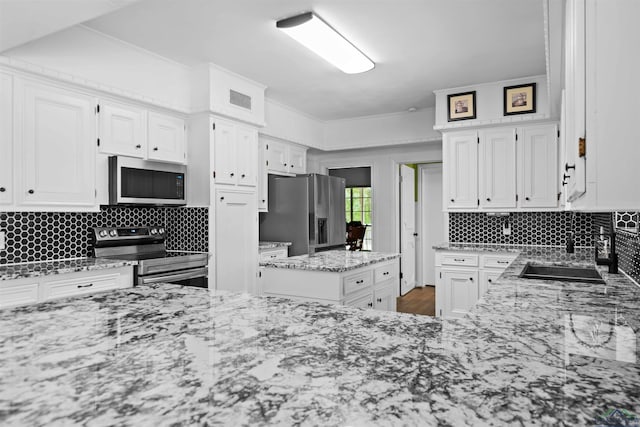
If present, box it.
[417,163,446,286]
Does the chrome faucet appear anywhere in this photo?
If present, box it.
[565,230,618,273]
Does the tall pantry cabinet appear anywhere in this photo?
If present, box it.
[188,64,265,294]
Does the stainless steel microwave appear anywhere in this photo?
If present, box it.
[108,156,186,206]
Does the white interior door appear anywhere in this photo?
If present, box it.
[400,164,416,296]
[420,164,444,286]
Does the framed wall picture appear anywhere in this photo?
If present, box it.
[447,91,476,121]
[504,83,536,115]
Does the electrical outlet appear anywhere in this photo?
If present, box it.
[0,231,5,251]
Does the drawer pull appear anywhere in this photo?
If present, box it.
[454,258,466,262]
[367,302,373,308]
[377,298,382,303]
[383,272,389,276]
[77,283,94,289]
[355,280,364,284]
[469,277,474,281]
[488,279,493,283]
[497,261,509,264]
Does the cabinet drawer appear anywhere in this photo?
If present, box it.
[482,254,517,269]
[44,273,122,301]
[259,247,288,262]
[0,283,39,308]
[342,270,372,297]
[374,262,398,284]
[441,253,479,267]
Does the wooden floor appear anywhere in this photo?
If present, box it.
[396,286,435,316]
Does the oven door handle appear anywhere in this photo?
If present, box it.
[138,267,208,286]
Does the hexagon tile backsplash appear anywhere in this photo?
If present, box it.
[0,207,208,264]
[448,212,596,247]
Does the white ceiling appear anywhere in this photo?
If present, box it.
[0,0,141,53]
[8,0,547,121]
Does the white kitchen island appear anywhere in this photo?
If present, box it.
[259,249,401,311]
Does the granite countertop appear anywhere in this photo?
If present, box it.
[0,258,137,281]
[258,241,292,250]
[1,247,639,425]
[433,242,529,253]
[260,249,401,272]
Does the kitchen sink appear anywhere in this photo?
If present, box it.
[519,263,605,284]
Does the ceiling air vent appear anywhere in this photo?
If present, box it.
[229,89,252,110]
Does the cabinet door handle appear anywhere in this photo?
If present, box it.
[28,189,34,194]
[135,144,142,149]
[367,302,373,308]
[565,163,575,171]
[377,298,382,303]
[77,283,94,289]
[153,147,158,151]
[454,258,465,262]
[0,187,5,192]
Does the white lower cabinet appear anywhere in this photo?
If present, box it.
[214,189,258,294]
[0,266,133,309]
[262,259,398,311]
[435,250,517,318]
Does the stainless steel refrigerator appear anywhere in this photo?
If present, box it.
[259,174,346,256]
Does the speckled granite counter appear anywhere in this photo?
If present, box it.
[1,245,639,426]
[434,242,530,253]
[0,258,137,281]
[258,241,292,250]
[260,249,400,272]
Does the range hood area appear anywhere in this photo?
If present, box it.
[259,174,346,256]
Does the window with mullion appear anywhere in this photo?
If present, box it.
[345,187,372,250]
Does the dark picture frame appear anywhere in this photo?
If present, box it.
[504,83,536,116]
[447,91,476,121]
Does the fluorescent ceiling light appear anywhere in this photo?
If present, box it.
[276,12,374,74]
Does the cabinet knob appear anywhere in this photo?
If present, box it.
[28,189,34,194]
[486,198,491,202]
[230,173,234,177]
[284,163,287,167]
[488,279,493,283]
[153,147,159,151]
[290,164,294,168]
[241,174,246,178]
[220,196,225,201]
[0,187,5,192]
[377,298,382,303]
[135,144,142,149]
[367,302,373,308]
[563,173,570,181]
[262,199,266,203]
[525,197,530,201]
[469,277,474,281]
[450,198,455,202]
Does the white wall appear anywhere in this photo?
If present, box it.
[323,107,439,151]
[309,142,443,253]
[261,99,324,150]
[2,25,192,112]
[433,74,550,129]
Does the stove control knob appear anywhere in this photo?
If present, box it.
[158,228,165,235]
[99,230,108,238]
[150,228,158,235]
[109,230,117,237]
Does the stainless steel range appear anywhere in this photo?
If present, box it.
[91,226,209,288]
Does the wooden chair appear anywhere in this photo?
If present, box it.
[346,224,367,251]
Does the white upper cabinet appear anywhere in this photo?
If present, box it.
[99,100,146,158]
[236,126,258,187]
[563,0,640,211]
[98,100,185,164]
[443,130,478,209]
[479,128,516,209]
[519,124,558,208]
[263,138,307,176]
[147,112,186,164]
[444,124,559,212]
[258,140,268,212]
[16,79,96,208]
[213,119,258,188]
[0,72,13,206]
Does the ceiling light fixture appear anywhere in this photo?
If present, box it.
[276,12,374,74]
